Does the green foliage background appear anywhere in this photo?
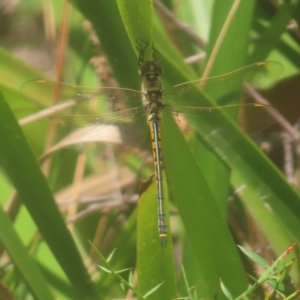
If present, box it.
[0,0,300,299]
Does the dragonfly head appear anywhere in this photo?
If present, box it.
[139,61,164,80]
[137,39,164,80]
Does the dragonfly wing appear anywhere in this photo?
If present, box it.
[20,80,149,154]
[20,79,144,109]
[164,61,283,107]
[165,103,277,149]
[46,108,148,152]
[162,61,281,147]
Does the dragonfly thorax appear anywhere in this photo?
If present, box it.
[139,60,164,112]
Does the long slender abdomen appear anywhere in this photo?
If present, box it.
[148,112,167,246]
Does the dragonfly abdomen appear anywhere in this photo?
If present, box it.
[148,112,167,246]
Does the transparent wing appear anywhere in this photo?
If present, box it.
[20,79,144,108]
[20,80,149,153]
[20,61,282,155]
[20,81,149,217]
[163,104,278,156]
[165,61,282,107]
[162,61,282,144]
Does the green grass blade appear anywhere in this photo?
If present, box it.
[207,0,255,74]
[152,0,300,286]
[232,167,300,257]
[0,204,54,300]
[117,0,153,59]
[0,47,45,90]
[250,1,295,63]
[137,177,178,300]
[0,91,98,299]
[162,113,250,299]
[70,0,140,90]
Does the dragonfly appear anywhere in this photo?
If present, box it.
[20,42,282,246]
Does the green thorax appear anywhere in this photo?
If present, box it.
[139,60,164,114]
